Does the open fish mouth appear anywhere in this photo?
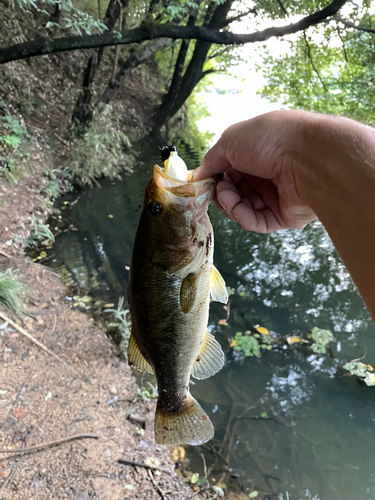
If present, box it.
[151,165,216,219]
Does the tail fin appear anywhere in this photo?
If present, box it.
[155,396,214,446]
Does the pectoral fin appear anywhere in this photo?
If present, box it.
[127,333,154,374]
[210,265,228,304]
[191,331,225,380]
[180,273,198,314]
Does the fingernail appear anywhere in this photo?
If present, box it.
[217,192,226,211]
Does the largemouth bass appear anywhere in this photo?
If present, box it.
[128,164,227,446]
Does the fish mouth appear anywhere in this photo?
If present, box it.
[152,165,216,218]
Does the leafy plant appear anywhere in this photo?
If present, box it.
[25,215,55,247]
[16,0,107,36]
[0,268,27,316]
[104,296,131,357]
[68,105,134,185]
[0,115,29,181]
[133,381,158,402]
[343,361,375,387]
[232,330,273,357]
[310,327,334,354]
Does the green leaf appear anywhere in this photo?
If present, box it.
[191,473,199,484]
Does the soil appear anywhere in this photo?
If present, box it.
[0,33,211,497]
[0,168,206,500]
[0,54,205,497]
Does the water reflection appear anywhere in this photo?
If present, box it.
[45,142,375,500]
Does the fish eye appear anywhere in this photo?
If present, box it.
[148,201,163,216]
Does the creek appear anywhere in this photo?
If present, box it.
[45,135,375,500]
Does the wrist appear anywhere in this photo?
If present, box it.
[292,112,375,210]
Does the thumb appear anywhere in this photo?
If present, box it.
[193,139,232,182]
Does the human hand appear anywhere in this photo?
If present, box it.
[193,111,317,233]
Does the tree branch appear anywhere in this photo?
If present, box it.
[335,25,348,62]
[0,0,348,65]
[276,0,289,17]
[303,30,328,91]
[331,15,375,34]
[221,8,257,28]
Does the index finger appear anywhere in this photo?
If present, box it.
[193,140,232,182]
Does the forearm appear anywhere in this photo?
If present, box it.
[295,112,375,318]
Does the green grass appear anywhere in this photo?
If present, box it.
[25,215,55,248]
[0,268,27,316]
[104,296,131,357]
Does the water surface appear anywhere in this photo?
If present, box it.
[46,138,375,500]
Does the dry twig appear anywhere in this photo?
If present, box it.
[53,132,71,148]
[118,458,173,475]
[148,468,167,500]
[0,433,99,454]
[0,311,79,376]
[0,250,13,259]
[184,485,209,499]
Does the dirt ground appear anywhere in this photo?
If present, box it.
[0,171,207,499]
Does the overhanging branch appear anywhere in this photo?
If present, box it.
[0,0,348,65]
[331,15,375,34]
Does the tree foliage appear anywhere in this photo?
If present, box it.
[259,3,375,125]
[1,0,373,136]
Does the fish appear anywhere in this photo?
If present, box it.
[128,163,228,446]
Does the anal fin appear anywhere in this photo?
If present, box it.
[191,330,225,380]
[127,333,154,374]
[210,265,228,304]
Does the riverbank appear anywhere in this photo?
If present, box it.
[0,52,210,498]
[0,155,210,500]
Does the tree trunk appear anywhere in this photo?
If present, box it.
[71,0,129,127]
[151,0,233,131]
[98,38,170,106]
[151,7,202,131]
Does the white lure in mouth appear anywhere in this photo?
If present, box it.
[164,150,188,181]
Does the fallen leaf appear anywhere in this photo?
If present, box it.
[12,407,27,419]
[218,319,228,325]
[256,326,269,335]
[230,339,238,347]
[365,372,375,386]
[108,214,114,218]
[170,446,185,462]
[287,336,301,345]
[145,457,160,467]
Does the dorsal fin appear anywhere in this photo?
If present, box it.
[210,265,228,304]
[191,330,225,380]
[127,333,154,374]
